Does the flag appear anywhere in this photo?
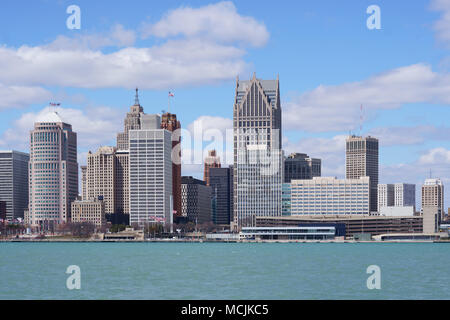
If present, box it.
[168,91,174,97]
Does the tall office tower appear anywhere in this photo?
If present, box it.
[209,167,233,224]
[181,176,212,224]
[129,115,173,227]
[204,149,221,186]
[282,183,291,216]
[378,184,394,208]
[422,178,444,221]
[346,135,379,212]
[0,150,29,219]
[394,183,416,207]
[80,165,87,200]
[160,112,182,218]
[233,74,283,227]
[87,146,117,214]
[284,153,321,183]
[117,88,144,150]
[28,111,78,227]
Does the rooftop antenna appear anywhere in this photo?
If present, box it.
[134,88,140,106]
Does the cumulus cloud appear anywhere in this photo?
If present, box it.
[141,1,269,47]
[0,84,52,110]
[0,2,269,91]
[0,105,123,153]
[283,63,450,132]
[367,125,450,146]
[0,41,246,90]
[45,24,136,51]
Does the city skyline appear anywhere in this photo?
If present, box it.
[1,0,450,211]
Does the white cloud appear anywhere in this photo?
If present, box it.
[431,0,450,45]
[418,147,450,165]
[44,24,136,51]
[0,2,269,91]
[141,1,269,47]
[367,125,450,146]
[0,40,247,90]
[283,63,450,132]
[0,84,51,110]
[0,105,123,154]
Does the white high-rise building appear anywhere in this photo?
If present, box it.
[129,114,173,227]
[233,74,283,227]
[28,110,78,228]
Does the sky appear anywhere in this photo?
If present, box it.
[0,0,450,210]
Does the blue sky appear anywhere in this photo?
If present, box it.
[1,0,450,209]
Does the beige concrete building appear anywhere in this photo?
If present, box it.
[421,178,444,221]
[422,206,439,234]
[71,198,106,227]
[86,147,129,215]
[346,135,379,212]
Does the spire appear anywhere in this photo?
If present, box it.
[134,87,140,106]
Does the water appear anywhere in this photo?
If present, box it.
[1,242,449,299]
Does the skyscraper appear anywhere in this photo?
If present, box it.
[160,112,182,218]
[0,150,29,220]
[422,178,444,221]
[209,167,233,224]
[233,73,283,227]
[129,115,173,227]
[204,149,221,186]
[284,153,321,183]
[117,88,144,151]
[28,110,78,227]
[345,135,379,212]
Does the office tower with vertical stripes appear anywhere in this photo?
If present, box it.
[345,135,379,212]
[233,73,283,227]
[28,110,78,227]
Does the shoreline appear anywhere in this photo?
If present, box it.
[1,238,449,244]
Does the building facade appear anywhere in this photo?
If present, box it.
[0,150,29,220]
[291,177,370,215]
[116,89,144,151]
[129,127,173,227]
[346,135,379,212]
[71,197,106,227]
[181,176,212,224]
[421,178,444,221]
[209,167,233,225]
[379,183,416,211]
[282,183,291,216]
[284,153,321,183]
[80,165,87,200]
[160,112,182,218]
[204,149,221,186]
[28,111,78,227]
[233,74,283,227]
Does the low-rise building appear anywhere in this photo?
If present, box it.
[71,198,106,227]
[291,176,370,215]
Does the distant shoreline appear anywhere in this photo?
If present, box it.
[1,239,449,244]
